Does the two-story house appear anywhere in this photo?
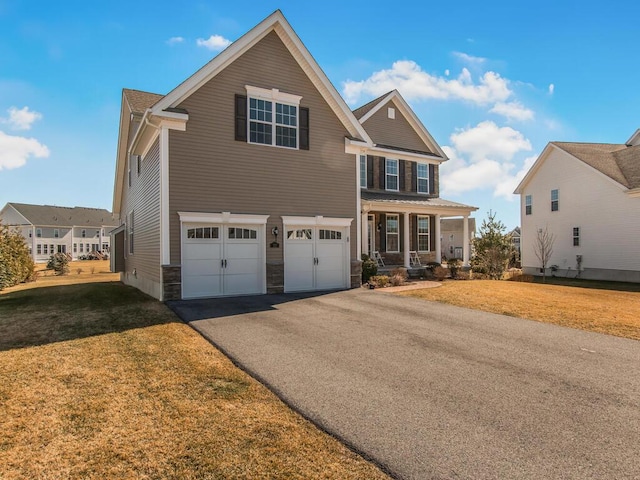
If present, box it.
[110,10,477,300]
[514,129,640,282]
[0,202,117,263]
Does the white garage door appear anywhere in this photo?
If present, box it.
[284,226,348,293]
[182,223,263,299]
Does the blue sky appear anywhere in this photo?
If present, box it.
[1,0,638,229]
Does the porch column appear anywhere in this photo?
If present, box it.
[435,214,441,263]
[463,215,470,267]
[403,212,410,268]
[361,207,369,257]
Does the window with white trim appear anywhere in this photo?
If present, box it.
[128,212,134,254]
[417,216,430,252]
[417,163,429,194]
[228,228,257,239]
[36,228,42,238]
[73,243,77,253]
[573,227,580,247]
[79,243,84,253]
[525,195,532,215]
[386,159,399,191]
[43,244,48,255]
[37,244,42,255]
[386,214,399,252]
[54,229,59,238]
[246,86,301,149]
[551,189,559,211]
[28,230,32,238]
[81,229,86,238]
[319,229,342,240]
[360,155,367,188]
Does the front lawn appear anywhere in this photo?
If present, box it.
[0,282,389,479]
[398,280,640,340]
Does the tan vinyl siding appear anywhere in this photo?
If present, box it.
[123,138,161,283]
[168,30,356,264]
[363,99,432,153]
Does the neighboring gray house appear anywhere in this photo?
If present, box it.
[111,10,477,300]
[440,218,476,261]
[509,226,521,262]
[0,203,117,263]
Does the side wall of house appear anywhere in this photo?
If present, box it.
[167,31,357,292]
[520,148,640,281]
[119,138,162,299]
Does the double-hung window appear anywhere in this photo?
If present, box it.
[386,159,399,191]
[551,189,559,211]
[128,211,134,255]
[417,216,430,252]
[54,229,59,238]
[360,155,367,188]
[386,214,399,252]
[573,227,580,247]
[246,86,302,149]
[81,229,86,238]
[525,195,532,215]
[36,228,42,238]
[417,163,429,194]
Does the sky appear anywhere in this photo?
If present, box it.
[1,0,638,229]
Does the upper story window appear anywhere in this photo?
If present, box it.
[244,86,302,149]
[573,227,580,247]
[54,229,59,238]
[128,211,134,254]
[525,195,532,215]
[81,229,86,238]
[551,189,559,211]
[417,163,429,194]
[36,228,42,238]
[360,155,367,188]
[386,159,399,191]
[96,230,100,237]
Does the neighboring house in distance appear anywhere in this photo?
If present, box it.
[514,129,640,282]
[509,226,521,263]
[0,203,118,263]
[440,218,476,261]
[111,10,477,301]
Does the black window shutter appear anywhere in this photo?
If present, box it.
[367,156,374,188]
[412,215,418,251]
[379,158,386,189]
[411,162,417,192]
[235,95,247,142]
[379,213,386,251]
[429,164,435,195]
[399,160,406,191]
[430,216,436,252]
[299,107,309,150]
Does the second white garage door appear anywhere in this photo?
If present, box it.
[283,218,350,293]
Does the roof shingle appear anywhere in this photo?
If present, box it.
[6,203,118,227]
[123,88,164,115]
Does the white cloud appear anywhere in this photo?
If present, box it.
[166,36,185,45]
[548,83,555,95]
[440,121,533,200]
[196,34,231,51]
[444,69,450,76]
[0,130,49,170]
[342,60,512,106]
[4,106,42,130]
[489,101,534,121]
[453,51,486,65]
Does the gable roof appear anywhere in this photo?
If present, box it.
[151,10,370,144]
[354,90,448,160]
[515,140,640,193]
[123,89,163,115]
[4,203,117,227]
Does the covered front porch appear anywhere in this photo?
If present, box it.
[359,194,478,269]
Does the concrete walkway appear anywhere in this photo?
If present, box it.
[169,289,640,479]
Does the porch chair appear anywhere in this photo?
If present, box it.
[409,251,422,267]
[372,250,385,268]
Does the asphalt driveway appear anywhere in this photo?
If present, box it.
[169,289,640,479]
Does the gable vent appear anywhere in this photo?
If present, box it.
[388,107,395,119]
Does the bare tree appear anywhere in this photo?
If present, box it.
[534,226,555,283]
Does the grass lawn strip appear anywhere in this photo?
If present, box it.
[399,280,640,340]
[0,282,389,479]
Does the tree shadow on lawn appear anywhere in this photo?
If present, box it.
[0,282,177,352]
